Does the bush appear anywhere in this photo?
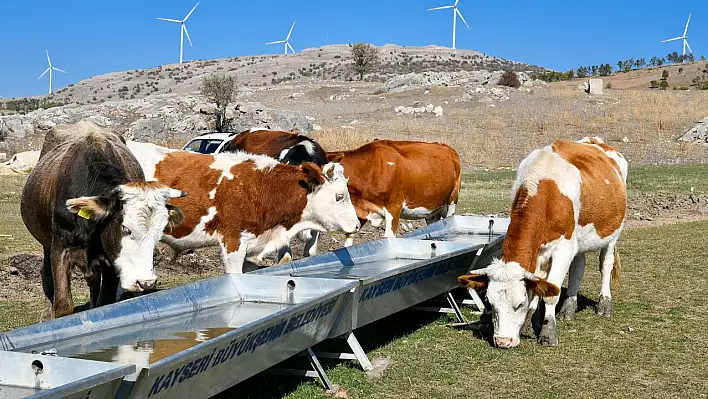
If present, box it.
[605,82,612,89]
[650,80,659,88]
[662,70,669,80]
[498,71,520,88]
[200,74,237,132]
[660,80,669,89]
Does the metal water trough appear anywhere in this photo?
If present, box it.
[0,215,509,398]
[0,275,358,398]
[254,215,509,370]
[0,350,134,399]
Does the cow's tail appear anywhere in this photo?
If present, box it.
[611,246,621,287]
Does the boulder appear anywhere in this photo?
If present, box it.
[433,106,443,117]
[679,116,708,145]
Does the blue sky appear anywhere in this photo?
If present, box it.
[0,0,705,98]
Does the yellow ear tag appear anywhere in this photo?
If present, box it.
[77,208,93,220]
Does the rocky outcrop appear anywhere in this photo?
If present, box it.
[0,94,313,146]
[679,116,708,145]
[381,70,532,93]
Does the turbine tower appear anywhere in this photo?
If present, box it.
[266,21,297,54]
[428,0,469,50]
[157,2,199,63]
[662,12,693,57]
[37,50,67,94]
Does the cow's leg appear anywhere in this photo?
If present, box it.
[559,253,586,319]
[277,245,293,264]
[445,202,457,218]
[87,264,102,309]
[222,244,247,274]
[302,230,320,257]
[50,242,74,318]
[520,295,539,338]
[40,247,55,321]
[383,204,402,239]
[538,241,576,346]
[597,240,618,317]
[97,267,119,307]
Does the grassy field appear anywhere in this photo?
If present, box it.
[1,166,708,398]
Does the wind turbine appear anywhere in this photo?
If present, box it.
[428,0,469,50]
[662,12,693,57]
[37,50,67,94]
[266,21,297,54]
[157,2,199,64]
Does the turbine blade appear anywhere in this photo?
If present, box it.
[684,12,691,36]
[45,49,51,66]
[266,40,286,44]
[661,36,683,42]
[37,68,50,80]
[184,2,199,21]
[685,39,693,55]
[183,24,193,47]
[428,5,454,10]
[53,67,67,73]
[454,0,459,5]
[456,8,469,28]
[157,18,182,23]
[287,21,296,40]
[287,42,296,53]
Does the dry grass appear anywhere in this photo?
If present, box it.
[312,85,708,169]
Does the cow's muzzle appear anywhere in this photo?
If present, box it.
[494,337,520,349]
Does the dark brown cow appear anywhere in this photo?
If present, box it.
[220,129,327,166]
[327,139,462,246]
[21,121,185,320]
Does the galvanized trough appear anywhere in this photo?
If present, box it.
[0,274,358,398]
[0,350,134,399]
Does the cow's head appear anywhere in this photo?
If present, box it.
[458,259,559,349]
[66,182,186,293]
[300,162,360,234]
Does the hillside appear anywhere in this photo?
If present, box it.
[559,60,708,90]
[1,44,547,107]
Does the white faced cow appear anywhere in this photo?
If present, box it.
[21,121,185,320]
[459,137,628,348]
[134,149,360,273]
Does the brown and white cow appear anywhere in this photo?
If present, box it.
[327,139,461,247]
[21,121,185,320]
[136,150,360,273]
[458,137,628,348]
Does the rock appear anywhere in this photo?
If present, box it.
[425,104,434,112]
[312,124,322,131]
[288,92,303,99]
[305,115,316,121]
[394,106,405,113]
[0,153,5,162]
[433,106,443,117]
[401,107,415,114]
[424,90,430,95]
[588,79,604,95]
[9,267,18,276]
[6,150,40,174]
[349,88,356,93]
[340,125,354,129]
[413,107,426,113]
[350,120,360,125]
[381,70,531,93]
[679,116,708,145]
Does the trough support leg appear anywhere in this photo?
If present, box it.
[346,332,373,371]
[446,291,466,323]
[306,347,335,391]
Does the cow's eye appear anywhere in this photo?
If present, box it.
[122,226,132,237]
[335,193,345,202]
[513,302,524,311]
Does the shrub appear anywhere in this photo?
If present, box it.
[605,82,613,89]
[498,71,520,88]
[650,80,659,88]
[200,74,237,132]
[662,70,669,80]
[660,80,669,89]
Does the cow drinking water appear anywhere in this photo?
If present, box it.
[458,137,627,348]
[21,121,185,320]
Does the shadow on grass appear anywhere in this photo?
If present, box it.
[215,307,444,399]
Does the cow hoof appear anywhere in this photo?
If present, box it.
[279,253,293,264]
[520,312,535,338]
[597,296,613,317]
[538,322,558,347]
[559,297,578,320]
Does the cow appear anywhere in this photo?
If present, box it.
[326,139,462,247]
[5,150,40,174]
[220,129,327,166]
[135,149,360,273]
[20,121,186,320]
[458,137,628,348]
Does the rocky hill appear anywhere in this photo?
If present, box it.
[1,44,547,107]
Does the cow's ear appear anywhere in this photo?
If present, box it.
[165,205,184,233]
[327,152,345,163]
[299,162,325,190]
[66,192,120,221]
[458,273,489,290]
[525,276,560,298]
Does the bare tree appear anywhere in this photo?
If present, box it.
[200,74,237,132]
[351,43,379,81]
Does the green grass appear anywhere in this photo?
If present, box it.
[0,175,38,255]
